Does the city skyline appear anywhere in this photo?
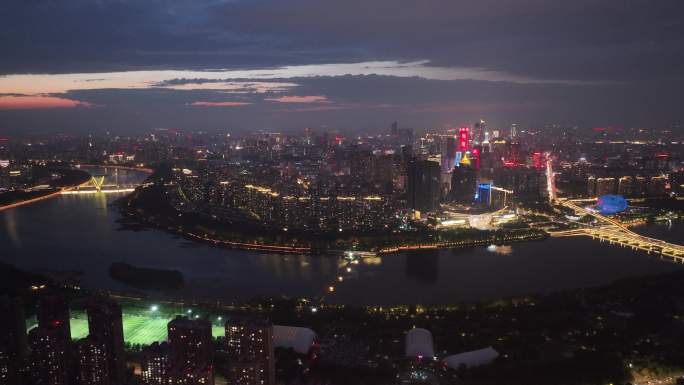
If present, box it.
[3,2,684,384]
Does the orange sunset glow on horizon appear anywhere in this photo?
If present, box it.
[0,95,93,110]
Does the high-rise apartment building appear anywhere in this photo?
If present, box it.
[86,296,125,383]
[75,337,110,385]
[225,318,275,385]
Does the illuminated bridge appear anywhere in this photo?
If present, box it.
[552,199,684,263]
[61,174,142,195]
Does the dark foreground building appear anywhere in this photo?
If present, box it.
[86,296,126,383]
[407,159,441,214]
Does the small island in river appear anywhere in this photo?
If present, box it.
[109,262,184,291]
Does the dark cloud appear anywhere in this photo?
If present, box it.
[1,75,681,136]
[2,0,682,81]
[1,0,683,132]
[218,0,684,82]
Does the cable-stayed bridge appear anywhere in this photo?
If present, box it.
[61,174,141,195]
[551,199,684,263]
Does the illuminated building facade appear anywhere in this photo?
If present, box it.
[225,318,275,385]
[532,151,542,170]
[510,123,518,140]
[473,119,486,145]
[588,174,667,198]
[647,175,667,196]
[596,177,617,196]
[167,316,213,383]
[618,176,634,196]
[217,181,398,232]
[458,127,469,152]
[471,147,481,170]
[28,327,71,385]
[75,337,110,385]
[141,342,170,385]
[475,183,492,206]
[228,361,263,385]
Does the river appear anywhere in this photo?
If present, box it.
[1,167,682,305]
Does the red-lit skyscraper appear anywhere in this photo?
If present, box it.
[471,147,481,170]
[458,127,470,152]
[532,151,542,169]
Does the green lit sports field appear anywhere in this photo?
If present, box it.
[68,311,225,345]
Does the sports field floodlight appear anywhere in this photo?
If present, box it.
[150,305,158,312]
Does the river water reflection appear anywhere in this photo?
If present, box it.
[1,167,682,305]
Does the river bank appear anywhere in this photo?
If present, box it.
[121,180,547,256]
[0,168,91,211]
[3,166,682,306]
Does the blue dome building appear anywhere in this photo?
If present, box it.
[596,195,628,215]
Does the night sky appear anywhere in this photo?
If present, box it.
[1,0,683,135]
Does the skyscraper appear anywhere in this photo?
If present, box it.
[75,337,110,385]
[471,147,481,170]
[390,121,398,137]
[510,123,519,141]
[225,317,275,385]
[86,296,125,383]
[407,159,441,214]
[450,164,477,203]
[532,151,542,170]
[444,136,457,172]
[458,127,470,152]
[473,119,486,144]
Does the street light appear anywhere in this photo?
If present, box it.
[150,305,159,312]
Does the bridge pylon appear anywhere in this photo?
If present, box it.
[90,176,105,191]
